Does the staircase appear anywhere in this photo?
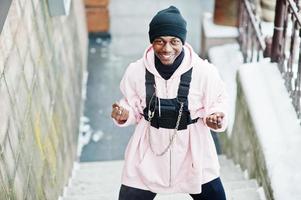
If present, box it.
[61,155,264,200]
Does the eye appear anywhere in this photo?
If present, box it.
[154,39,164,45]
[171,39,181,45]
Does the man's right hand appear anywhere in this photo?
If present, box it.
[111,103,129,124]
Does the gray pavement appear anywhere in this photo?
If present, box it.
[80,0,214,162]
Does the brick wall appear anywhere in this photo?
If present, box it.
[0,0,88,199]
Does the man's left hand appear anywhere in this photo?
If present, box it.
[205,112,224,130]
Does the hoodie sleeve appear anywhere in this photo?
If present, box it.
[113,63,143,127]
[203,63,229,132]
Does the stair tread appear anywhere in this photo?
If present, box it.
[62,155,262,200]
[227,188,261,200]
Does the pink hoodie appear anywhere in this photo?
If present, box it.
[114,43,228,194]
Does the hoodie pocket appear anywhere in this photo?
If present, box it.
[136,127,172,187]
[137,147,171,188]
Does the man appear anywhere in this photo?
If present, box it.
[111,6,228,200]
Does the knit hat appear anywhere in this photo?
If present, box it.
[149,6,187,44]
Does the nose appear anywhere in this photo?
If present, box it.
[162,42,173,52]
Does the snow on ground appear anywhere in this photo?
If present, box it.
[203,12,239,38]
[260,21,274,37]
[208,43,243,134]
[77,69,91,158]
[238,59,301,200]
[209,41,301,199]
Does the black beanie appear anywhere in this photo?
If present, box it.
[149,6,187,44]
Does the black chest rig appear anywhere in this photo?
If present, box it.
[143,68,198,130]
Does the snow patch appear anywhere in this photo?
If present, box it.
[77,116,93,158]
[208,43,244,134]
[203,12,239,38]
[92,130,104,142]
[238,59,301,200]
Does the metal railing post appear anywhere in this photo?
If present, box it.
[271,0,286,62]
[239,0,266,62]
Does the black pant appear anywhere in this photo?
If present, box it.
[118,177,226,200]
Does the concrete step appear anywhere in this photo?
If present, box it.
[62,156,264,200]
[64,180,258,198]
[64,181,258,197]
[63,194,192,200]
[63,195,116,200]
[227,188,262,200]
[155,194,192,199]
[219,155,240,169]
[224,180,258,191]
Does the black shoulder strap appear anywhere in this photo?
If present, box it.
[177,68,193,103]
[145,67,193,103]
[145,68,155,104]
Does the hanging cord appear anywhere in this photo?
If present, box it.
[147,88,157,120]
[147,96,184,156]
[153,84,161,117]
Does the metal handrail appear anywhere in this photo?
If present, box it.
[287,0,301,24]
[238,0,301,119]
[239,0,266,62]
[271,0,301,118]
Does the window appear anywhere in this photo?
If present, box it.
[0,0,12,34]
[47,0,71,16]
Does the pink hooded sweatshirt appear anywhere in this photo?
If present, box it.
[114,43,228,194]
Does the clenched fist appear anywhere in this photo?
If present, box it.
[205,112,224,130]
[111,103,129,124]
